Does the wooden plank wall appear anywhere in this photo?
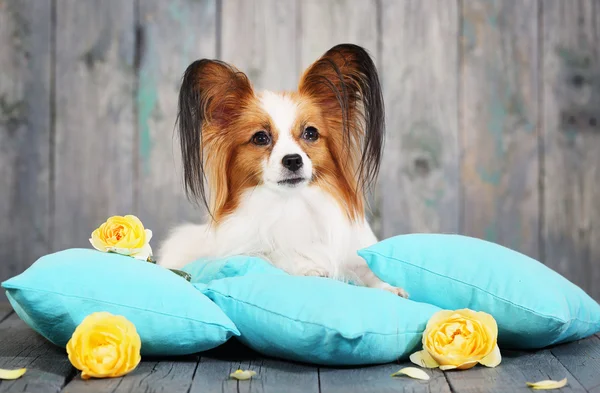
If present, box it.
[0,0,52,301]
[53,0,136,251]
[0,0,599,300]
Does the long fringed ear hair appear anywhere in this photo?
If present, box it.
[298,43,385,195]
[177,59,254,217]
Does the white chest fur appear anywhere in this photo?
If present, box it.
[157,184,378,284]
[213,185,376,280]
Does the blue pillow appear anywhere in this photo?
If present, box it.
[359,233,600,349]
[182,255,285,283]
[192,257,441,366]
[1,249,239,356]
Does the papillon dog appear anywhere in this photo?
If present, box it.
[157,43,407,298]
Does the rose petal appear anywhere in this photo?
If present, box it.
[391,367,430,380]
[0,368,26,380]
[526,378,567,390]
[455,360,479,370]
[106,247,136,256]
[448,309,498,345]
[125,215,144,228]
[410,350,439,369]
[131,243,153,261]
[439,364,458,371]
[423,310,457,334]
[230,370,256,380]
[89,236,108,253]
[144,229,153,243]
[479,344,502,368]
[105,244,152,261]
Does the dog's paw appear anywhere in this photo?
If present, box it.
[301,268,330,278]
[382,285,409,299]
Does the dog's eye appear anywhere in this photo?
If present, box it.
[302,126,319,141]
[251,131,271,146]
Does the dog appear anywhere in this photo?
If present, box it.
[157,43,407,298]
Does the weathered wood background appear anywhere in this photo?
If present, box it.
[1,0,599,300]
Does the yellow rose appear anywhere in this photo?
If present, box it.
[410,309,501,370]
[90,215,152,261]
[67,312,142,380]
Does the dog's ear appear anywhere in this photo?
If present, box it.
[177,60,253,209]
[298,44,384,192]
[180,59,254,128]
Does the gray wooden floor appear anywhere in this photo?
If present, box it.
[1,305,599,393]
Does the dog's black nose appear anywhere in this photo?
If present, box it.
[282,154,303,172]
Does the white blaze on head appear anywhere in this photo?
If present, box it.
[259,91,312,187]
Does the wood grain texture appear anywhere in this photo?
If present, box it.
[319,362,450,393]
[53,0,136,251]
[63,357,198,393]
[135,0,216,249]
[299,0,378,70]
[1,317,600,393]
[0,304,13,323]
[541,0,600,300]
[240,359,319,393]
[552,336,600,393]
[221,0,298,91]
[299,0,382,236]
[191,356,319,393]
[379,0,460,238]
[190,358,242,393]
[0,0,51,300]
[444,349,586,393]
[460,0,540,258]
[0,314,74,393]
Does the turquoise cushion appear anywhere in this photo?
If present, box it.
[182,255,286,283]
[359,233,600,349]
[1,249,239,356]
[190,257,441,366]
